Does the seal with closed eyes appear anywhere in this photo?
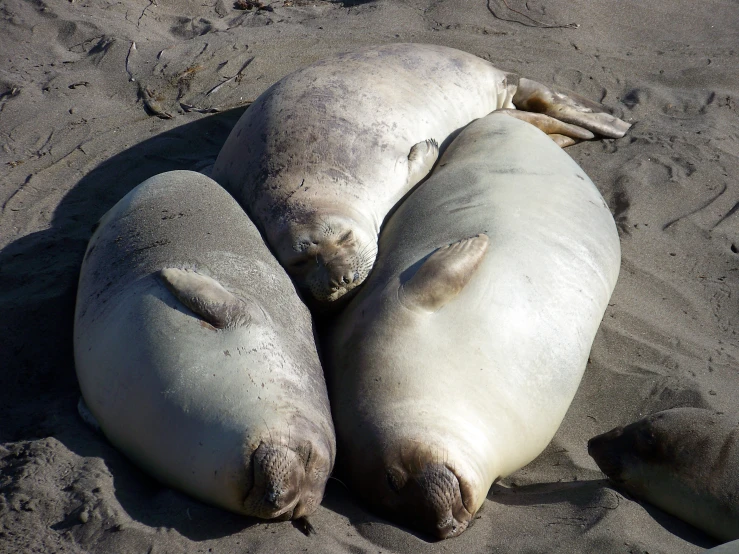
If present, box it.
[74,171,335,525]
[212,43,630,307]
[326,112,621,538]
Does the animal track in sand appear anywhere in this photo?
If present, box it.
[169,17,215,39]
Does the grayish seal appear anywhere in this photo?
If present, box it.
[211,43,630,306]
[588,407,739,542]
[326,113,621,538]
[74,170,335,523]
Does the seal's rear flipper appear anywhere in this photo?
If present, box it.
[496,109,593,142]
[548,133,579,148]
[78,397,102,432]
[400,234,489,312]
[513,78,631,139]
[158,268,251,329]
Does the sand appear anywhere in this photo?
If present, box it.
[1,0,738,552]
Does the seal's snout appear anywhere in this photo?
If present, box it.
[246,430,335,521]
[265,483,287,508]
[245,443,305,519]
[309,253,366,304]
[588,426,626,481]
[327,264,358,289]
[587,425,624,455]
[382,462,472,540]
[417,464,472,539]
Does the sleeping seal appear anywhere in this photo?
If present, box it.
[588,408,739,542]
[74,170,335,523]
[211,42,630,306]
[326,112,621,538]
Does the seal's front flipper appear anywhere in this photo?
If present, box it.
[78,397,102,432]
[497,109,594,141]
[406,139,440,186]
[513,78,631,139]
[401,234,489,312]
[158,268,250,329]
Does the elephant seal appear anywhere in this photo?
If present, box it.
[326,112,621,539]
[211,42,630,306]
[588,408,739,542]
[74,171,335,523]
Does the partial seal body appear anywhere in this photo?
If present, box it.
[588,408,739,542]
[706,540,739,553]
[327,113,621,538]
[74,171,335,521]
[212,43,629,306]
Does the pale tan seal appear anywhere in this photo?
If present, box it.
[74,170,335,524]
[326,112,621,538]
[211,43,630,307]
[588,407,739,542]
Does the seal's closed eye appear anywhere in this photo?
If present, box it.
[289,257,314,270]
[336,230,354,245]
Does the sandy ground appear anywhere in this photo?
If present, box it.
[1,0,738,552]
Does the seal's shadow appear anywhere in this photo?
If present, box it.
[489,480,717,549]
[0,107,283,540]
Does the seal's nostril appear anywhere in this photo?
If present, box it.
[342,276,350,284]
[266,488,279,505]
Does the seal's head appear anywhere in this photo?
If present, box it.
[588,409,739,542]
[243,426,334,520]
[272,210,377,305]
[587,412,678,494]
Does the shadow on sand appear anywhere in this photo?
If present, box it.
[489,479,718,549]
[0,107,279,541]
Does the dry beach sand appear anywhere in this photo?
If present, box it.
[1,0,738,552]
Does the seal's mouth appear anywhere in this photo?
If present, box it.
[305,277,363,312]
[328,277,363,300]
[410,463,474,540]
[243,488,301,520]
